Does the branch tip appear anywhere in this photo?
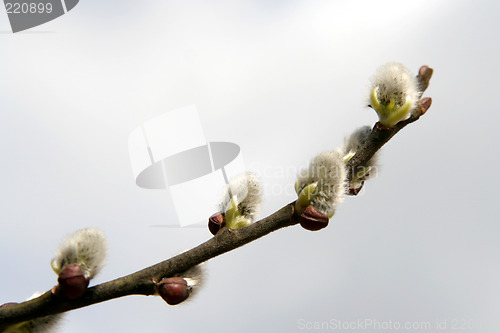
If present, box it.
[417,65,433,92]
[419,97,432,115]
[0,63,435,329]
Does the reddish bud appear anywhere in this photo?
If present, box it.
[57,265,89,300]
[299,205,329,231]
[419,97,432,115]
[418,65,430,77]
[208,212,225,236]
[158,277,190,305]
[0,302,18,308]
[417,66,433,92]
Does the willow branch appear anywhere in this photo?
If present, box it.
[346,65,433,182]
[0,65,433,330]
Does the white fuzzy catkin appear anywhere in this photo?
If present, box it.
[51,228,107,279]
[370,62,420,118]
[296,150,347,216]
[219,172,262,221]
[343,126,371,156]
[343,126,379,188]
[176,263,205,298]
[343,126,378,168]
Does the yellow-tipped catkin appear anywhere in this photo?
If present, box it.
[219,172,263,229]
[369,62,420,127]
[295,150,347,217]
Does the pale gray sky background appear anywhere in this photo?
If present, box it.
[1,1,499,332]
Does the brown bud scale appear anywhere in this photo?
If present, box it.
[158,277,190,305]
[208,212,225,236]
[299,205,329,231]
[57,264,89,300]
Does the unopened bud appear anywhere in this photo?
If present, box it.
[57,264,89,300]
[158,277,190,305]
[298,205,330,231]
[208,212,225,236]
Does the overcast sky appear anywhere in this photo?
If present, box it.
[1,1,500,332]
